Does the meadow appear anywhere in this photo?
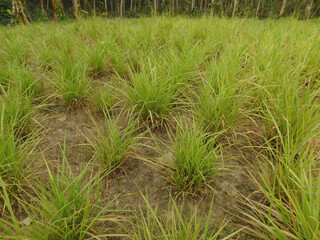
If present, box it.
[0,16,319,239]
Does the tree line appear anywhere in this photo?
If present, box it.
[1,0,319,24]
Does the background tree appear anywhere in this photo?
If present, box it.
[1,0,319,24]
[11,0,29,24]
[279,0,287,16]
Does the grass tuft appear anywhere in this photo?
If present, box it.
[87,111,139,172]
[151,118,223,195]
[0,139,123,240]
[54,54,88,106]
[90,83,117,113]
[121,59,178,125]
[128,193,240,240]
[0,105,39,199]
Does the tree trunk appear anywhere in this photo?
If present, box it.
[120,0,123,17]
[154,0,157,13]
[256,0,260,18]
[123,0,125,16]
[210,0,214,16]
[51,0,57,19]
[191,0,195,9]
[104,0,107,11]
[12,0,29,24]
[93,0,96,15]
[73,0,79,19]
[172,0,175,14]
[19,0,29,23]
[279,0,287,17]
[11,0,17,24]
[40,0,45,13]
[130,0,133,11]
[305,0,314,19]
[260,0,266,17]
[232,0,238,17]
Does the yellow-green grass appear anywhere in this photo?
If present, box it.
[0,16,319,239]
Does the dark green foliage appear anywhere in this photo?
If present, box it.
[0,0,11,25]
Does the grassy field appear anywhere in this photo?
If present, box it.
[0,17,319,239]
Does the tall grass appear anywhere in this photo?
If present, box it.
[0,107,38,198]
[240,70,320,239]
[0,140,123,239]
[240,149,320,239]
[54,54,89,106]
[0,90,33,135]
[257,70,320,178]
[0,16,320,240]
[0,64,11,90]
[87,43,108,77]
[122,59,179,124]
[10,64,44,98]
[129,194,240,240]
[150,119,223,195]
[1,32,30,66]
[193,43,250,133]
[87,111,140,172]
[90,83,117,112]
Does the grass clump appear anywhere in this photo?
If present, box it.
[54,54,88,106]
[0,114,37,199]
[0,140,122,240]
[195,45,248,133]
[241,71,320,239]
[129,194,239,240]
[10,64,44,98]
[91,83,117,113]
[258,72,320,173]
[0,64,11,90]
[0,90,33,136]
[240,149,320,240]
[195,79,245,134]
[152,119,223,195]
[88,111,139,172]
[1,33,30,66]
[122,60,178,125]
[87,44,108,78]
[0,128,25,197]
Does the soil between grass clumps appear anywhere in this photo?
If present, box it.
[30,100,259,236]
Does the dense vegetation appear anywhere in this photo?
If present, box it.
[1,0,319,25]
[0,16,320,239]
